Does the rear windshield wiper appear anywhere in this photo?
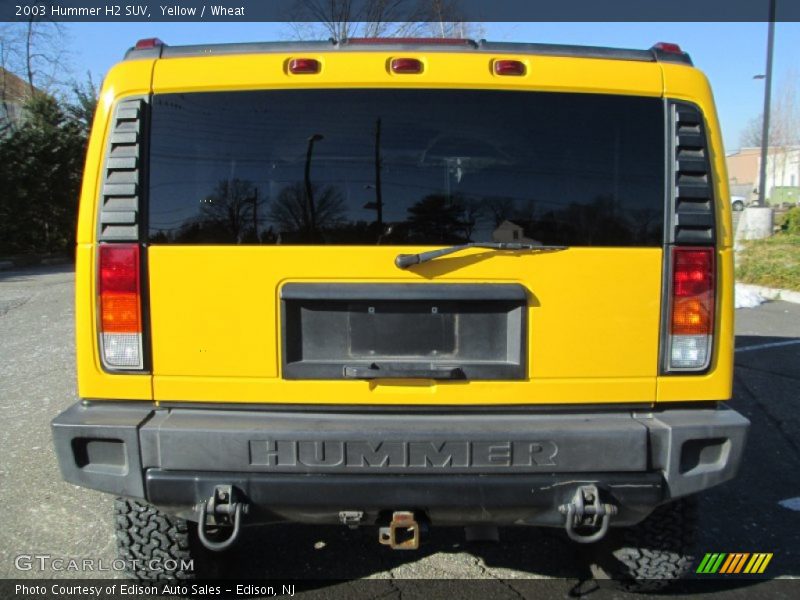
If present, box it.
[395,242,568,269]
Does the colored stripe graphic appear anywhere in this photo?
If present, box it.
[719,554,736,574]
[710,553,726,573]
[744,554,761,574]
[733,553,750,573]
[697,553,727,573]
[734,552,750,573]
[720,553,743,574]
[696,553,713,573]
[759,554,774,573]
[699,552,774,575]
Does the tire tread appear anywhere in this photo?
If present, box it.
[114,498,196,581]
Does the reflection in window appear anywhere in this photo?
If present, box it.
[148,89,665,246]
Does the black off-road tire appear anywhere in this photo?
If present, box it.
[590,497,698,592]
[114,498,202,581]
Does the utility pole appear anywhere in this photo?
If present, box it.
[304,134,324,232]
[374,118,383,231]
[757,0,776,207]
[252,188,258,242]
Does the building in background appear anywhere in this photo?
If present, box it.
[492,220,538,244]
[766,146,800,205]
[727,146,800,205]
[726,147,760,201]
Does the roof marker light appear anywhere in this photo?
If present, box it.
[652,42,683,54]
[390,58,424,74]
[134,38,165,50]
[288,58,321,74]
[493,59,526,76]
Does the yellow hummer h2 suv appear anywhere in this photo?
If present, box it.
[53,37,749,586]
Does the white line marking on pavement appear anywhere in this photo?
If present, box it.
[735,339,800,353]
[778,497,800,511]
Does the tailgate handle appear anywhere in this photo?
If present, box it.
[343,364,465,380]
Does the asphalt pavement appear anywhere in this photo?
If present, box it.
[1,265,798,599]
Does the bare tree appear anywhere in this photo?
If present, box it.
[740,71,800,148]
[200,178,262,243]
[739,116,762,149]
[740,71,800,199]
[286,0,483,40]
[268,182,346,235]
[1,20,71,133]
[0,21,69,91]
[287,0,410,39]
[485,196,515,227]
[414,0,484,38]
[66,72,100,134]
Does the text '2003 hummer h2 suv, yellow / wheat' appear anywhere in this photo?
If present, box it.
[52,37,749,587]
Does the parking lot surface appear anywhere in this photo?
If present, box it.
[1,266,798,598]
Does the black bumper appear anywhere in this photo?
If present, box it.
[52,402,749,526]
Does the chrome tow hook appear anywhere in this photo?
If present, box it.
[558,485,617,544]
[196,485,249,551]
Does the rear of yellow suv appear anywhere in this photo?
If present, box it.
[53,38,749,586]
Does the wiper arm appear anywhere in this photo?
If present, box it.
[395,242,568,269]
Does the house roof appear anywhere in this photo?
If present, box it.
[0,67,39,103]
[728,145,800,157]
[496,220,523,230]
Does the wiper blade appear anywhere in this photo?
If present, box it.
[395,242,568,269]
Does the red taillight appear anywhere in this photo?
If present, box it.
[493,59,526,76]
[134,38,165,50]
[667,247,714,370]
[672,249,714,303]
[652,42,683,54]
[100,245,139,296]
[390,58,424,74]
[288,58,321,74]
[98,244,143,369]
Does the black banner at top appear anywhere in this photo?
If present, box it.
[2,0,800,23]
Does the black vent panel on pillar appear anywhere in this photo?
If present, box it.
[98,97,146,241]
[671,101,716,245]
[281,284,528,380]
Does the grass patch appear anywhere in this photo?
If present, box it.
[736,233,800,291]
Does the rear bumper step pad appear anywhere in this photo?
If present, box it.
[52,402,748,521]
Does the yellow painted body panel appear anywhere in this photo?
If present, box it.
[75,244,152,400]
[148,246,661,404]
[657,248,735,402]
[75,60,155,401]
[655,64,734,402]
[660,63,733,250]
[76,60,156,246]
[152,52,663,97]
[75,48,734,406]
[152,377,656,406]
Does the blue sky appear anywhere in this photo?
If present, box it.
[64,21,800,152]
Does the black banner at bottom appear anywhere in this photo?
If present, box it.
[3,578,799,600]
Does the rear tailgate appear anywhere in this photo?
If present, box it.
[148,247,662,404]
[145,54,666,406]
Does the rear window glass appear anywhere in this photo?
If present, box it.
[148,89,665,246]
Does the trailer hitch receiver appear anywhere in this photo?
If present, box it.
[379,511,420,550]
